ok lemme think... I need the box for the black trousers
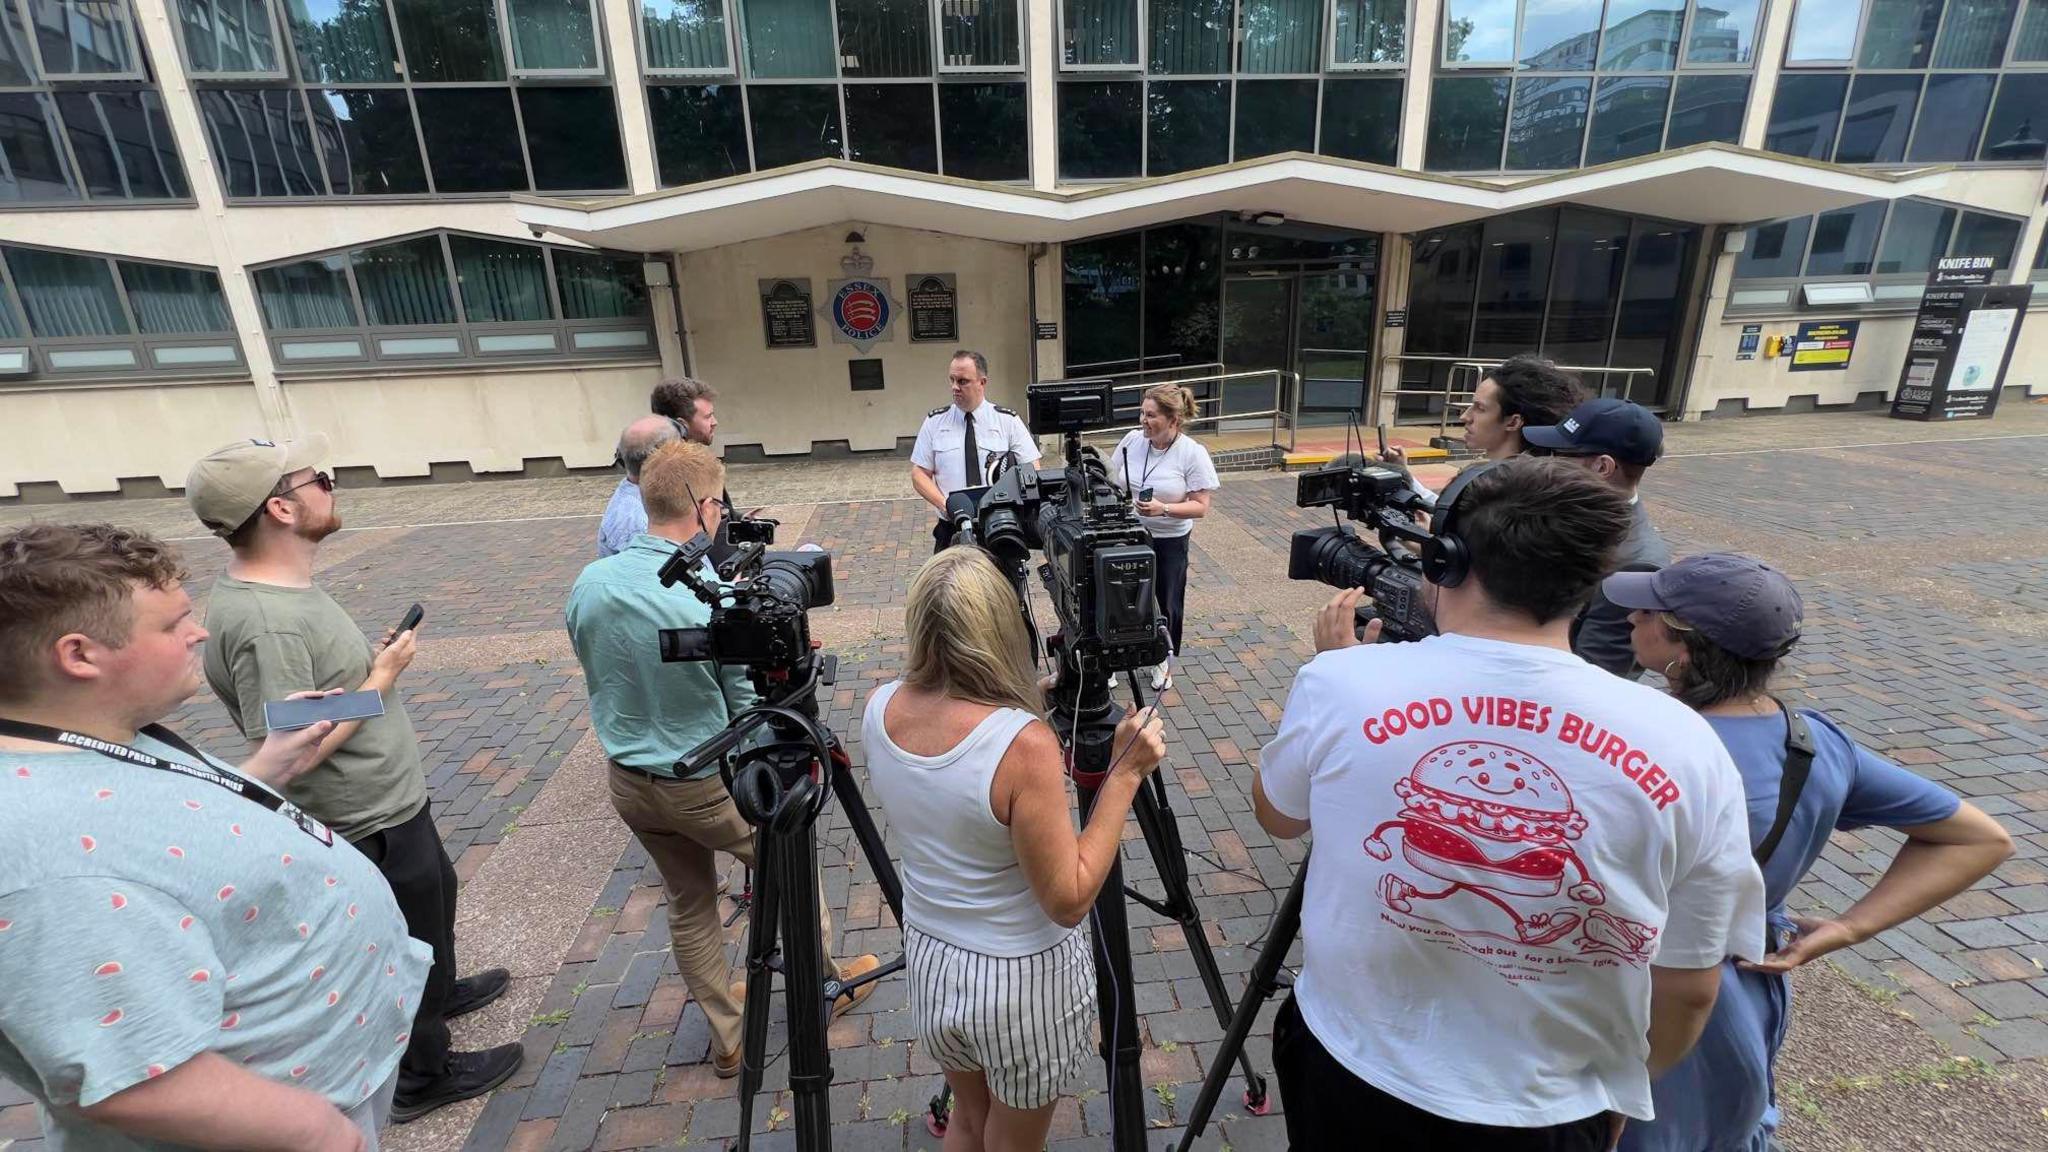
[932,518,957,554]
[357,801,457,1086]
[1151,532,1190,656]
[1273,995,1612,1152]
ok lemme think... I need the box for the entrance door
[1297,272,1374,427]
[1221,276,1294,421]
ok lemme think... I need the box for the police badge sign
[825,278,898,352]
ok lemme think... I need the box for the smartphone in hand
[395,603,424,635]
[264,690,385,732]
[1376,424,1391,458]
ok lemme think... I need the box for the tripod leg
[1174,868,1306,1152]
[776,819,835,1149]
[1077,780,1149,1152]
[734,831,784,1151]
[828,747,905,926]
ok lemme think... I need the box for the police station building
[2,0,2044,495]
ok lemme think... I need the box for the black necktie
[962,408,981,487]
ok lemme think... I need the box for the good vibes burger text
[1361,696,1684,811]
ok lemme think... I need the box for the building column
[1028,0,1058,191]
[2013,169,2048,288]
[602,0,662,194]
[1374,233,1413,426]
[1398,0,1441,170]
[130,0,293,440]
[1740,0,1796,149]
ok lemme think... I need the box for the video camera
[655,512,834,672]
[1288,459,1438,642]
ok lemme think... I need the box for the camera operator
[863,547,1166,1151]
[1605,554,2010,1152]
[566,440,879,1079]
[1253,457,1765,1150]
[1522,398,1671,680]
[911,350,1041,552]
[1108,383,1219,692]
[1379,355,1589,508]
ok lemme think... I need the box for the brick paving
[3,405,2048,1151]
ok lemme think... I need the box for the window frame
[1726,198,2033,315]
[1438,0,1517,69]
[500,0,607,79]
[935,0,1025,74]
[1326,0,1410,71]
[170,0,291,81]
[0,240,244,381]
[1058,0,1141,72]
[637,0,742,77]
[15,0,150,82]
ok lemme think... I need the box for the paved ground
[4,404,2048,1151]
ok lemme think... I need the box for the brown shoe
[712,1045,741,1079]
[831,954,882,1020]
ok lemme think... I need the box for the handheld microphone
[944,489,981,546]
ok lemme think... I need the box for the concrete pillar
[1374,233,1413,425]
[1740,0,1796,149]
[129,0,293,441]
[601,0,662,194]
[1028,0,1059,190]
[648,253,687,378]
[2012,168,2048,288]
[1398,0,1442,170]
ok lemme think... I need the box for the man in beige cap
[185,436,523,1122]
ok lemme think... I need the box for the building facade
[1,0,2042,496]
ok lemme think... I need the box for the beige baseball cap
[185,433,331,538]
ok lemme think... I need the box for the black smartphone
[263,689,385,732]
[395,602,424,635]
[1376,424,1390,457]
[1138,487,1155,502]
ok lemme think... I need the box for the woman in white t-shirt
[1110,383,1220,691]
[863,548,1165,1151]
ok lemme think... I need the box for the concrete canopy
[513,144,1952,253]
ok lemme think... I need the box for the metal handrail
[1381,355,1658,445]
[1039,367,1303,455]
[1050,360,1226,385]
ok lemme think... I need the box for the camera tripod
[680,652,905,1151]
[1174,865,1305,1150]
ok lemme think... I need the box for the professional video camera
[1288,459,1438,642]
[655,516,832,670]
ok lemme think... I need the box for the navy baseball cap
[1522,398,1664,466]
[1602,553,1804,660]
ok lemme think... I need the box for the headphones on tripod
[1417,459,1504,590]
[723,705,838,836]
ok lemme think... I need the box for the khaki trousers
[605,762,838,1059]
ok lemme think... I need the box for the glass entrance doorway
[1221,269,1376,427]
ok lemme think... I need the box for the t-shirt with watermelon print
[0,732,431,1148]
[1258,631,1766,1129]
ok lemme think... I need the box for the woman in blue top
[1604,553,2011,1152]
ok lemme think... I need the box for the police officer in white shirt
[910,349,1041,552]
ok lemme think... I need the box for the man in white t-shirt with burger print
[1254,455,1765,1150]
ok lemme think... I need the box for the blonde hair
[639,440,724,523]
[1143,383,1199,428]
[903,548,1043,718]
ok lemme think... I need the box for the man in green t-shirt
[185,435,522,1123]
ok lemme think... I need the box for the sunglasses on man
[278,470,334,497]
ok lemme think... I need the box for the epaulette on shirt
[928,406,950,418]
[994,405,1018,416]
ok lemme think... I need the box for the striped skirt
[904,921,1097,1109]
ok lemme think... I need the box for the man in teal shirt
[565,441,877,1078]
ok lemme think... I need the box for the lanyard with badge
[0,718,336,846]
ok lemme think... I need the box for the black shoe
[444,968,510,1020]
[390,1043,524,1123]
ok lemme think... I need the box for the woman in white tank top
[865,547,1166,1152]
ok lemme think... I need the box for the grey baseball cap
[1602,553,1804,660]
[185,434,330,538]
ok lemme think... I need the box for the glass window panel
[1147,79,1227,175]
[1874,199,1955,274]
[1597,0,1683,71]
[643,0,730,71]
[476,332,556,352]
[1405,224,1480,355]
[1609,222,1688,397]
[2018,0,2048,58]
[24,0,139,76]
[0,2,36,84]
[1803,202,1885,275]
[940,0,1018,68]
[1471,211,1555,358]
[286,0,401,83]
[280,337,364,358]
[648,82,749,184]
[1735,217,1809,279]
[414,87,525,191]
[5,247,130,337]
[118,262,232,333]
[1144,222,1219,369]
[1505,76,1590,170]
[0,93,78,201]
[1148,0,1229,75]
[1426,75,1510,170]
[48,348,136,367]
[1980,73,2048,161]
[939,81,1026,179]
[351,236,455,326]
[55,90,189,200]
[1585,75,1670,165]
[1057,80,1140,179]
[1233,78,1316,160]
[179,0,281,74]
[1518,0,1601,71]
[1064,0,1137,66]
[1665,74,1747,147]
[1683,0,1759,63]
[843,83,936,172]
[1331,0,1403,64]
[1318,76,1402,164]
[1542,208,1629,367]
[153,344,239,365]
[521,86,626,190]
[1908,72,1994,161]
[1239,0,1320,73]
[378,335,460,354]
[0,290,20,337]
[1442,0,1514,63]
[2034,228,2048,270]
[1763,73,1846,159]
[837,0,930,76]
[1786,0,1857,60]
[744,0,835,77]
[198,88,325,197]
[449,236,552,322]
[1061,232,1141,368]
[1858,0,1942,67]
[390,0,504,81]
[311,88,427,193]
[572,328,649,348]
[553,250,649,318]
[506,0,598,71]
[1950,211,2022,268]
[1835,73,1920,164]
[747,84,841,167]
[1932,0,2017,66]
[254,257,357,328]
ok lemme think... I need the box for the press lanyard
[1140,437,1176,488]
[0,717,335,846]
